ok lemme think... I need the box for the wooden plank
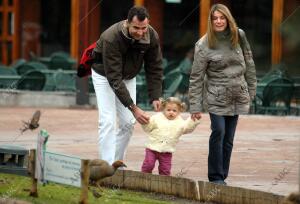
[158,175,172,195]
[123,170,151,191]
[100,169,125,188]
[171,176,198,200]
[149,174,172,195]
[79,159,90,204]
[29,149,38,197]
[198,180,285,204]
[198,180,205,201]
[111,169,125,188]
[132,170,151,191]
[149,173,159,192]
[272,0,284,65]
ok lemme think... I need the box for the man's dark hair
[127,6,149,22]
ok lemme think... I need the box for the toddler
[141,97,201,175]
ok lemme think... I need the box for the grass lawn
[0,173,176,204]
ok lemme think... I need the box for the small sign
[44,151,81,187]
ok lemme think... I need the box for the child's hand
[191,112,202,121]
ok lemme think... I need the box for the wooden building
[0,0,299,75]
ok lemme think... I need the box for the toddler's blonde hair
[161,97,186,112]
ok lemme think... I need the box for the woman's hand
[191,112,202,121]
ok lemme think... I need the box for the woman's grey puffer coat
[189,29,256,116]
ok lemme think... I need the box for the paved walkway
[0,107,299,196]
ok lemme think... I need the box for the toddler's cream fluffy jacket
[142,113,200,153]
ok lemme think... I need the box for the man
[91,6,163,164]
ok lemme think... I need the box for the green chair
[162,58,168,69]
[255,78,294,115]
[16,61,48,75]
[163,60,180,75]
[49,54,76,70]
[0,66,17,75]
[177,58,192,94]
[50,51,70,58]
[10,59,26,71]
[42,71,57,91]
[54,70,76,92]
[17,70,46,91]
[163,69,183,98]
[0,75,21,90]
[0,66,19,89]
[136,74,152,110]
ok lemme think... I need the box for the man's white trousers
[92,69,136,164]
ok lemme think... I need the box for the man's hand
[130,105,150,125]
[152,100,161,112]
[191,112,202,121]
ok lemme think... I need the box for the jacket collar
[215,27,231,40]
[120,20,150,44]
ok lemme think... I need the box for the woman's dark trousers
[208,113,239,182]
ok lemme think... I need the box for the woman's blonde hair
[207,4,238,49]
[161,97,186,112]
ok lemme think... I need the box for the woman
[189,4,256,185]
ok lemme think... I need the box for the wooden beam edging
[99,170,286,203]
[100,170,199,200]
[198,181,285,204]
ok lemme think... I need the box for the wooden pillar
[70,0,100,60]
[70,0,100,105]
[79,159,90,204]
[12,0,20,62]
[271,0,283,65]
[134,0,145,6]
[1,0,9,65]
[29,149,38,197]
[70,0,80,60]
[199,0,211,37]
[145,0,164,45]
[0,0,21,64]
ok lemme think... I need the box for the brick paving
[0,107,299,196]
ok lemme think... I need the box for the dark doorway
[40,0,71,56]
[230,0,273,75]
[163,0,199,61]
[100,0,134,32]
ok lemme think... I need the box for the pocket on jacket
[237,85,250,104]
[207,85,227,106]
